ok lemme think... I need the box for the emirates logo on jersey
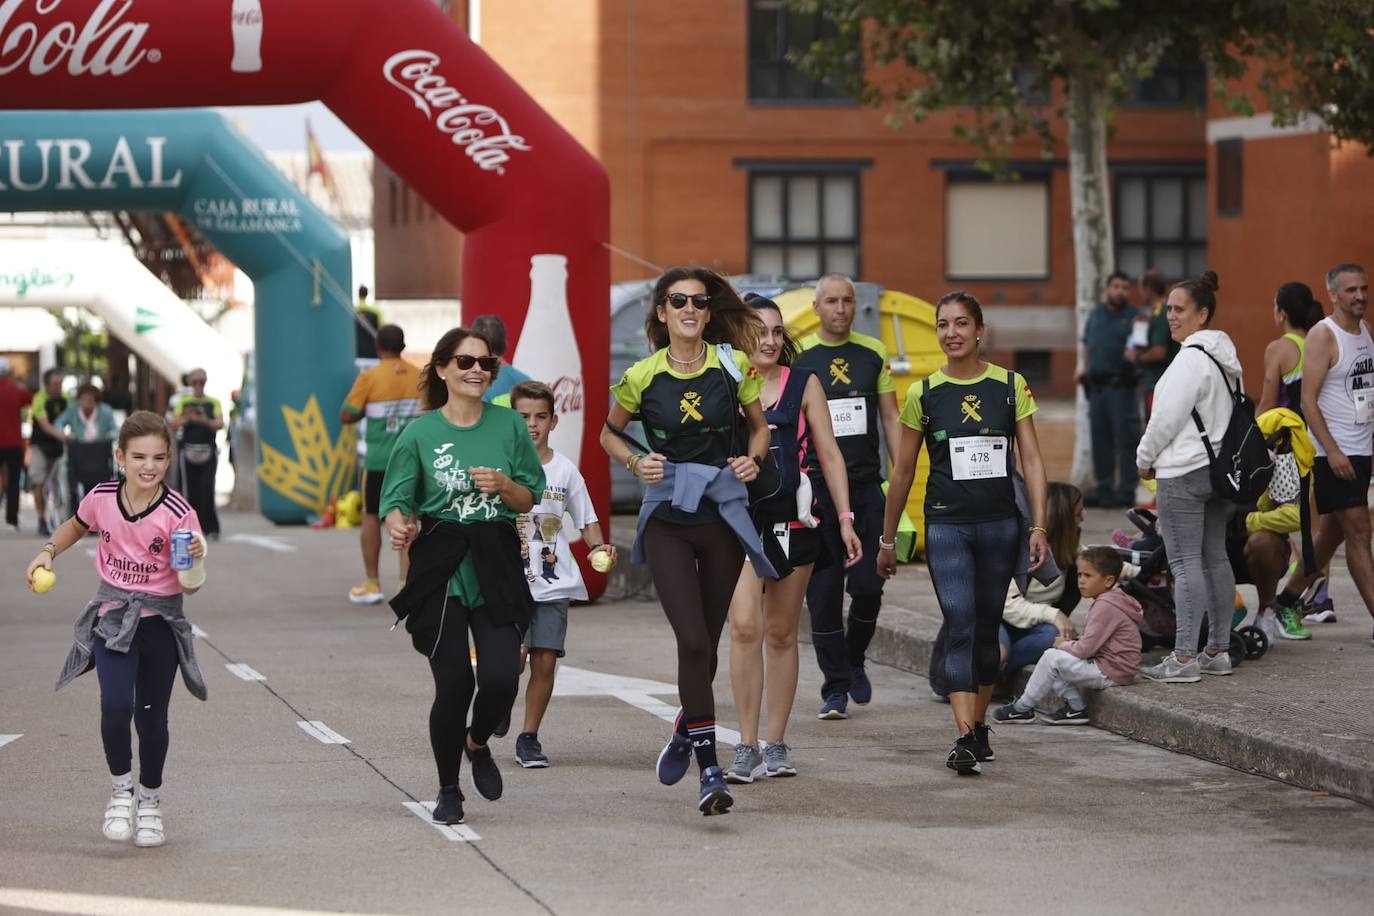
[149,535,165,554]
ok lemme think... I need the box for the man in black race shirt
[793,274,901,719]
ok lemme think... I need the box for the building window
[1014,350,1053,389]
[748,0,850,103]
[1216,138,1243,218]
[1114,169,1207,280]
[946,178,1050,280]
[1123,61,1207,108]
[749,170,859,278]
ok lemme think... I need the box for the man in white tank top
[1272,264,1374,643]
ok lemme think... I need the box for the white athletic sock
[111,773,134,794]
[138,786,160,805]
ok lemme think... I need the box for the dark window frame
[1121,61,1208,109]
[1111,162,1208,281]
[1216,138,1243,218]
[746,0,856,106]
[943,170,1053,283]
[739,160,868,279]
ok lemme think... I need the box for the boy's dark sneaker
[817,692,849,720]
[972,722,994,762]
[991,701,1036,724]
[432,786,465,825]
[697,766,734,816]
[1041,703,1090,726]
[945,732,982,776]
[849,666,873,705]
[464,741,503,800]
[656,731,693,786]
[515,732,548,768]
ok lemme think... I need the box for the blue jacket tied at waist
[632,461,778,579]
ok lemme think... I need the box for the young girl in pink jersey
[26,411,207,849]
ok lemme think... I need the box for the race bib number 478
[951,436,1008,481]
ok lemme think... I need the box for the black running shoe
[492,711,512,739]
[465,741,504,800]
[946,732,982,776]
[972,722,994,762]
[1041,703,1090,726]
[432,786,465,824]
[515,732,548,768]
[698,766,734,816]
[991,701,1036,724]
[849,666,873,705]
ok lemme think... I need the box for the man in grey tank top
[1272,264,1374,644]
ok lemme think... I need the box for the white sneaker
[1256,607,1278,645]
[102,790,134,842]
[133,796,164,848]
[1198,649,1233,676]
[1140,652,1202,683]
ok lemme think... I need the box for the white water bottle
[512,254,584,463]
[231,0,264,73]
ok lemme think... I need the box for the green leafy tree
[795,0,1374,486]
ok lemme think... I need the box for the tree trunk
[1066,77,1115,492]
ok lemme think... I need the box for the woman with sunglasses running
[601,267,774,816]
[380,327,546,827]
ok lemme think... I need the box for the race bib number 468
[829,397,867,438]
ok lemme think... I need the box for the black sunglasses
[665,292,711,309]
[446,355,500,372]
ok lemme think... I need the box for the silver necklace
[666,343,707,367]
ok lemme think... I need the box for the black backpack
[1188,345,1273,504]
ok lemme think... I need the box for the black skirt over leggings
[642,518,745,718]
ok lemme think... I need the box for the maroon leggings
[642,518,745,717]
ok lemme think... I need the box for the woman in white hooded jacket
[1135,271,1240,683]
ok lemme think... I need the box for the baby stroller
[1113,507,1269,666]
[67,439,115,504]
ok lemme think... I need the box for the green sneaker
[1276,604,1312,640]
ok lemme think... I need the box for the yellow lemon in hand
[31,567,56,594]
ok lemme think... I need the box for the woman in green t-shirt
[600,266,771,816]
[380,326,546,828]
[878,291,1050,776]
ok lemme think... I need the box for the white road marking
[191,624,208,638]
[296,720,350,744]
[0,735,20,749]
[0,888,392,915]
[224,533,297,553]
[225,663,267,681]
[555,666,742,746]
[403,801,482,842]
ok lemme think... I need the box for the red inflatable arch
[0,0,612,595]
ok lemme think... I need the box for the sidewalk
[608,508,1374,807]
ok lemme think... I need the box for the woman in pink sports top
[723,295,862,782]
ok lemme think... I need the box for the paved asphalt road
[2,515,1372,916]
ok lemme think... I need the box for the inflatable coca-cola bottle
[512,254,583,461]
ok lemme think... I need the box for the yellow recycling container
[772,286,944,557]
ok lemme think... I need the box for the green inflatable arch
[0,109,354,524]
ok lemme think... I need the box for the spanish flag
[306,120,341,208]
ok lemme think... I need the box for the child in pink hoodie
[992,546,1142,725]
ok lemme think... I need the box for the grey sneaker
[1141,652,1202,683]
[1198,649,1233,676]
[724,743,765,784]
[763,742,796,777]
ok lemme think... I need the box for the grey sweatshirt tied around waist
[631,461,778,579]
[56,580,207,700]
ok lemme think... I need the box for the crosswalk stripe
[403,802,481,842]
[0,735,20,750]
[296,721,350,745]
[225,663,267,681]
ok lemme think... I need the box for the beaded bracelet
[877,537,896,551]
[1028,525,1048,536]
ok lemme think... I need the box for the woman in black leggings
[382,327,546,826]
[600,267,773,816]
[878,291,1050,775]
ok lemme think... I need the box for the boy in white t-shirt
[509,382,615,768]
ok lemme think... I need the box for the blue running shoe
[698,766,734,816]
[817,692,848,720]
[849,666,872,705]
[656,732,693,786]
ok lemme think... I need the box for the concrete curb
[605,555,1373,807]
[854,605,1374,808]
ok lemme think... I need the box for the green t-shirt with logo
[379,405,546,606]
